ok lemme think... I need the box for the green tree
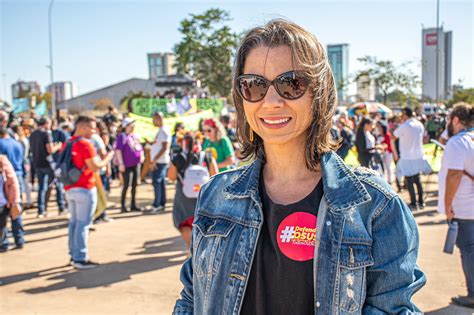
[354,56,420,106]
[447,88,474,107]
[174,8,239,97]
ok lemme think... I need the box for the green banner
[129,110,214,142]
[131,98,224,117]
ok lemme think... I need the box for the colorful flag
[12,98,29,114]
[35,100,48,116]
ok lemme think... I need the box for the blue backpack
[56,138,85,186]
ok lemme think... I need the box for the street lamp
[48,0,55,119]
[435,0,440,103]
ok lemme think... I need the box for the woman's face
[364,122,374,132]
[242,45,313,146]
[377,124,384,135]
[203,126,217,142]
[125,124,134,134]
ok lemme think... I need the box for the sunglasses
[236,71,309,102]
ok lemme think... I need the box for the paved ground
[0,175,473,314]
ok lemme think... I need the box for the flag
[12,98,29,114]
[176,96,191,115]
[35,100,48,116]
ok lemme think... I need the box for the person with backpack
[61,115,114,269]
[167,132,217,250]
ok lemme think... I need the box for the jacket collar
[224,151,371,211]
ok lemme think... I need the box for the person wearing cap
[29,117,65,217]
[115,117,144,212]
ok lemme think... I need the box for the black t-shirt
[241,175,323,315]
[29,129,52,168]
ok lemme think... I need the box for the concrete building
[327,44,349,103]
[421,27,452,100]
[148,53,177,79]
[356,75,379,102]
[58,75,196,113]
[47,81,75,103]
[11,81,41,99]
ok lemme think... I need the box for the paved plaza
[0,175,473,314]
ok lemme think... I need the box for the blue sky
[1,0,472,102]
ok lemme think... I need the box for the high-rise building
[47,81,75,103]
[356,75,379,102]
[11,81,41,99]
[148,53,177,79]
[327,44,349,103]
[421,27,452,100]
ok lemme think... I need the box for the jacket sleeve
[173,256,194,314]
[363,196,426,314]
[173,188,204,315]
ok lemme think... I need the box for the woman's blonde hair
[232,19,338,170]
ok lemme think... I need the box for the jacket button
[316,301,321,308]
[326,221,332,226]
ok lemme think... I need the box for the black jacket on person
[355,130,372,167]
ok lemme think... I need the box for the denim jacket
[173,152,426,314]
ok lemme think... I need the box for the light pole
[48,0,56,118]
[435,0,440,103]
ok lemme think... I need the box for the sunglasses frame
[236,70,309,103]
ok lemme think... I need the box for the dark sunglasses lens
[238,76,268,102]
[276,73,308,99]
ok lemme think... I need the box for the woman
[115,118,144,212]
[0,154,23,251]
[167,132,217,250]
[355,117,376,167]
[174,19,425,314]
[335,118,354,161]
[171,122,185,155]
[376,121,394,184]
[11,125,33,208]
[201,118,235,172]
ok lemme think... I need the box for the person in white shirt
[392,107,431,210]
[150,112,171,212]
[437,103,474,308]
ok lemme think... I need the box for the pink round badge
[276,212,318,261]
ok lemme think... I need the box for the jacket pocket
[193,214,236,277]
[337,243,374,313]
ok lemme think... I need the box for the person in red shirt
[65,115,114,270]
[376,121,394,184]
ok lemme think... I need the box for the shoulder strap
[198,151,205,165]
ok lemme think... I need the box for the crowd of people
[333,106,450,210]
[0,106,239,268]
[0,15,471,311]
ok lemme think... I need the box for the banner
[35,100,48,116]
[12,98,29,114]
[131,98,224,117]
[129,109,214,142]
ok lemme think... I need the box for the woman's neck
[263,138,316,183]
